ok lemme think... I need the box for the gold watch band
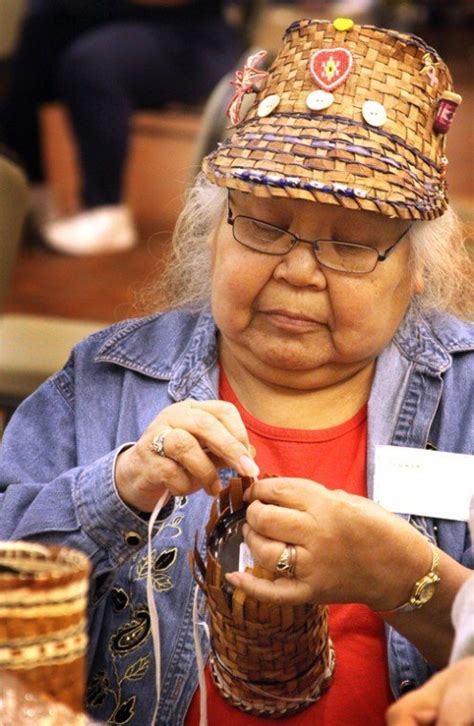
[377,541,441,615]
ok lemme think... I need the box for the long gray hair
[143,173,474,320]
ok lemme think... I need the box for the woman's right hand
[115,400,259,512]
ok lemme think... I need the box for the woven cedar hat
[203,18,462,220]
[190,477,335,718]
[0,542,91,713]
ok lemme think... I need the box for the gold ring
[275,544,296,578]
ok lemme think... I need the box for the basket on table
[0,541,91,713]
[190,477,335,719]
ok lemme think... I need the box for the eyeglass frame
[226,195,413,275]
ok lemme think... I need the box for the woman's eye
[331,242,362,257]
[249,220,284,241]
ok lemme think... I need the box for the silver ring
[275,544,296,578]
[149,428,173,457]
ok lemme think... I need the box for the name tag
[374,445,474,521]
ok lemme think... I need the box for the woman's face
[210,191,418,389]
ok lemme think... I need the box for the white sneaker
[42,205,138,255]
[30,184,59,227]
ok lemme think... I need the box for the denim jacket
[0,308,473,725]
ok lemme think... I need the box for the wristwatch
[379,541,441,615]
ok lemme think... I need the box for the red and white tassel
[226,50,268,126]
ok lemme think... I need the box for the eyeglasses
[227,201,412,275]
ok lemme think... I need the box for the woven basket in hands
[190,477,335,718]
[0,541,91,712]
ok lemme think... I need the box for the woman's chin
[243,334,334,373]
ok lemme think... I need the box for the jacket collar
[94,308,218,398]
[393,307,474,374]
[94,306,474,383]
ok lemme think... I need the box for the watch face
[416,581,436,605]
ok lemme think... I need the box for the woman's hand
[385,657,474,725]
[225,477,431,610]
[115,400,259,512]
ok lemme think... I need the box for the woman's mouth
[260,309,323,332]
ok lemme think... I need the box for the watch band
[378,541,441,615]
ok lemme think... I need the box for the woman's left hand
[225,477,432,609]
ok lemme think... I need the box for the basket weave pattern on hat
[203,19,456,220]
[190,477,335,718]
[0,542,91,712]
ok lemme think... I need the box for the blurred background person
[0,0,242,255]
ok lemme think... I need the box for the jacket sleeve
[0,357,150,582]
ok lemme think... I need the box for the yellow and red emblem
[309,47,353,92]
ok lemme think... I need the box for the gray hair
[143,173,473,320]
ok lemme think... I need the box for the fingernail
[242,523,249,538]
[239,455,260,478]
[242,487,251,502]
[225,572,241,587]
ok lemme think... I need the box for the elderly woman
[1,17,473,726]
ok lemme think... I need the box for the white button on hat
[306,90,334,111]
[362,100,387,127]
[257,94,281,117]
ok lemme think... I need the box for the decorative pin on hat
[421,52,441,87]
[433,91,462,134]
[333,17,354,31]
[306,89,334,111]
[310,48,353,92]
[362,100,387,127]
[257,94,281,118]
[226,50,268,127]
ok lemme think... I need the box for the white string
[146,489,171,726]
[192,585,210,726]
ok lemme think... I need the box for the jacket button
[400,680,416,694]
[125,531,143,547]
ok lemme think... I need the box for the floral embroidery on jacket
[87,495,188,723]
[135,547,178,592]
[87,603,151,723]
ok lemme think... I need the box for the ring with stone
[275,544,297,578]
[149,428,174,457]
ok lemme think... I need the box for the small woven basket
[190,478,335,718]
[0,541,91,712]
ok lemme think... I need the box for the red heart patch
[309,48,353,91]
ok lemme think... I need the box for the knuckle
[143,457,176,488]
[191,410,214,430]
[156,457,179,479]
[221,438,245,458]
[169,429,195,456]
[271,479,291,497]
[219,401,239,417]
[250,503,271,531]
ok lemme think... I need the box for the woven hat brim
[203,112,447,221]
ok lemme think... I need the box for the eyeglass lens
[232,216,379,273]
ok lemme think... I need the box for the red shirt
[185,372,393,725]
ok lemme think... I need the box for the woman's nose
[272,241,327,288]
